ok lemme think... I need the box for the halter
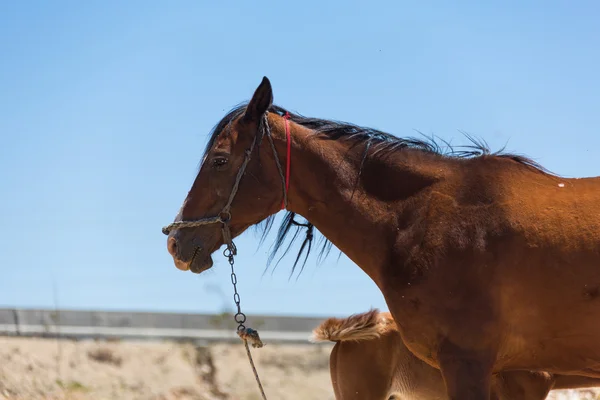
[161,112,292,239]
[160,111,291,400]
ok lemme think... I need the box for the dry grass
[86,347,122,367]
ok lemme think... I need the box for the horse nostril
[167,237,178,257]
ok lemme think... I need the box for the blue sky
[1,1,599,318]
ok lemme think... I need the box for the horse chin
[189,255,214,274]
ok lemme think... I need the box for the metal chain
[222,223,267,400]
[223,238,245,331]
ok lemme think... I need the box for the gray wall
[0,308,329,344]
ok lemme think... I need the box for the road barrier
[0,308,327,344]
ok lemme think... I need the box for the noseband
[161,112,292,248]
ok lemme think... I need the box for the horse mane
[202,102,553,278]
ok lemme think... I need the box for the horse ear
[243,76,273,122]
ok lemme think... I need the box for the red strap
[281,112,291,210]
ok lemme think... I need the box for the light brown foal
[312,309,600,400]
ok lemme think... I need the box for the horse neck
[268,116,449,287]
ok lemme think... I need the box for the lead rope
[222,222,268,400]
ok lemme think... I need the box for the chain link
[226,243,247,332]
[221,222,267,400]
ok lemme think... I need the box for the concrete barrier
[0,308,325,344]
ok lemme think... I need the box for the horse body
[287,118,600,378]
[165,77,600,398]
[396,174,600,369]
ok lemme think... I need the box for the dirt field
[0,336,598,400]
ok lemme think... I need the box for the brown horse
[313,309,600,400]
[164,76,600,399]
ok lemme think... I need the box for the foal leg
[437,340,496,400]
[329,340,394,400]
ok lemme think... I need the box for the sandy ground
[0,336,598,400]
[0,337,333,400]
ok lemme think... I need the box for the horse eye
[212,157,228,168]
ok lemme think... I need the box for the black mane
[201,102,550,278]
